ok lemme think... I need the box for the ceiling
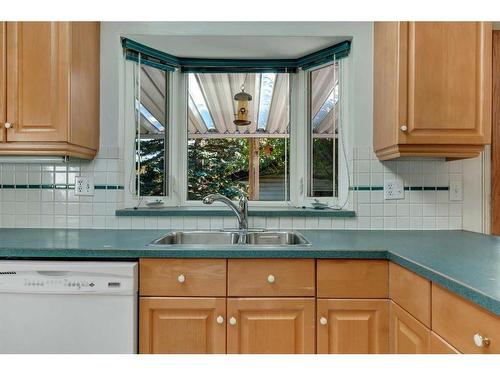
[124,35,351,59]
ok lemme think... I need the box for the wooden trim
[248,138,260,200]
[376,144,483,161]
[492,30,500,235]
[0,141,97,159]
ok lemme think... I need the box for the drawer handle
[216,315,224,325]
[267,274,276,284]
[320,317,328,326]
[473,333,491,348]
[4,122,12,129]
[177,274,186,283]
[229,317,237,326]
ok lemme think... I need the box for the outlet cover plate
[384,180,404,200]
[75,176,94,196]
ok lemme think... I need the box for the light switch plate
[449,181,463,201]
[384,180,404,200]
[75,176,94,196]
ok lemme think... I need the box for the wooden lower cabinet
[139,297,226,354]
[317,299,389,354]
[390,302,430,354]
[227,298,315,354]
[430,331,460,354]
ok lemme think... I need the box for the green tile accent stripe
[0,184,124,190]
[350,185,449,191]
[116,207,356,218]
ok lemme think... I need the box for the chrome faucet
[202,194,248,230]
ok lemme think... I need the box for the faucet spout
[202,194,248,230]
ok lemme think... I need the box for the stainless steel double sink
[149,230,311,247]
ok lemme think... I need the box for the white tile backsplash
[0,146,464,230]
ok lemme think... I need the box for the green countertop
[0,229,498,316]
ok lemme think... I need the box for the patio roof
[138,65,339,139]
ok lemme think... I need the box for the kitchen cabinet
[139,297,226,354]
[0,22,99,159]
[317,260,388,298]
[389,262,431,327]
[226,298,315,354]
[374,22,492,160]
[432,284,500,354]
[0,23,5,143]
[430,332,460,354]
[390,301,430,354]
[138,258,499,354]
[317,299,389,354]
[228,259,315,297]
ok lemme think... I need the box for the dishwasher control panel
[0,261,137,295]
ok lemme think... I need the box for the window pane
[135,64,168,196]
[308,62,339,197]
[187,73,290,201]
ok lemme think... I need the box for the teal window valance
[121,37,351,73]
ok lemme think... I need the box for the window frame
[122,58,351,210]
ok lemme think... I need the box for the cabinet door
[430,332,460,354]
[6,22,69,142]
[317,299,389,354]
[139,297,226,354]
[227,298,315,354]
[390,301,430,354]
[400,22,491,145]
[0,22,5,142]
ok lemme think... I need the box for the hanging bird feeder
[233,86,252,126]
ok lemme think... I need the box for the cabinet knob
[229,317,237,326]
[400,124,408,132]
[267,274,276,284]
[320,317,328,325]
[4,122,11,129]
[473,333,490,348]
[177,274,186,283]
[216,315,224,325]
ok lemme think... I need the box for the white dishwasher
[0,260,138,354]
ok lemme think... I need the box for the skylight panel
[135,99,165,132]
[257,73,277,130]
[188,73,216,130]
[312,83,339,131]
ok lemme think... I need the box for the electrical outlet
[384,180,404,200]
[449,181,463,201]
[75,176,94,196]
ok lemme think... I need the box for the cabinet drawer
[389,262,431,327]
[432,285,500,354]
[317,260,388,298]
[228,259,315,296]
[140,259,226,296]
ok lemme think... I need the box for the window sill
[115,206,356,218]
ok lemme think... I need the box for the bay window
[123,40,349,209]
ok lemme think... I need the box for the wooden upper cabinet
[374,22,492,160]
[0,22,99,159]
[317,299,389,354]
[139,297,226,354]
[227,298,315,354]
[6,22,69,143]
